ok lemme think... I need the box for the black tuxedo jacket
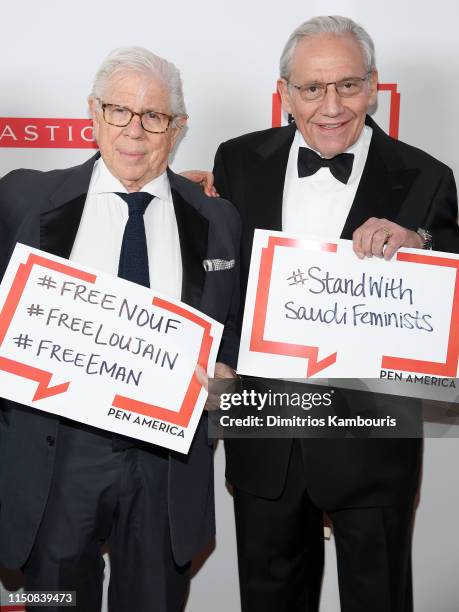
[0,154,241,568]
[213,117,459,509]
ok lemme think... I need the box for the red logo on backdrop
[0,118,97,148]
[272,83,401,139]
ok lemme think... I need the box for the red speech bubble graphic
[0,252,213,428]
[113,296,213,428]
[381,251,459,376]
[0,254,95,399]
[250,236,338,376]
[249,236,459,378]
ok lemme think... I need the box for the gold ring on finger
[380,226,391,240]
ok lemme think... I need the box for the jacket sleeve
[214,144,241,369]
[213,143,233,203]
[423,167,459,253]
[0,173,17,448]
[215,207,241,370]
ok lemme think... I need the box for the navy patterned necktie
[116,192,154,287]
[112,192,154,452]
[297,147,354,184]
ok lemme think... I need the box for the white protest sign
[238,230,459,399]
[0,244,223,454]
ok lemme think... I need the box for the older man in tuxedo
[0,47,240,611]
[209,15,459,612]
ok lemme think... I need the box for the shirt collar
[88,158,171,201]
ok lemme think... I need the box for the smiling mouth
[316,121,349,130]
[118,150,146,157]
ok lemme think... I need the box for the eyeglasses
[288,72,372,102]
[97,99,175,133]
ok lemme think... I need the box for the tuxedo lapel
[39,154,99,258]
[340,117,420,239]
[246,123,296,233]
[168,172,208,310]
[40,194,87,259]
[340,138,391,239]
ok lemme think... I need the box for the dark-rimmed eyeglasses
[97,99,175,133]
[288,72,372,102]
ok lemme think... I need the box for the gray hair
[90,46,187,120]
[279,15,376,80]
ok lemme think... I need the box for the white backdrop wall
[1,1,459,610]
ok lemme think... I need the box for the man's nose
[319,84,345,116]
[124,113,144,137]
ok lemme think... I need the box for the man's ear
[368,70,379,106]
[88,96,100,141]
[88,96,98,121]
[174,115,188,130]
[277,78,294,116]
[170,115,188,148]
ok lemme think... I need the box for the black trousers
[233,440,414,612]
[22,422,190,612]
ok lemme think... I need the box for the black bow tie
[297,147,354,184]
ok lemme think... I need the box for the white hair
[279,15,376,80]
[90,46,187,121]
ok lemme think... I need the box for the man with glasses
[209,15,459,612]
[0,47,240,612]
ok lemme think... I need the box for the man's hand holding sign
[352,216,426,260]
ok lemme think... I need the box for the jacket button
[46,435,55,447]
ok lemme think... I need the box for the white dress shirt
[282,125,373,238]
[70,158,182,300]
